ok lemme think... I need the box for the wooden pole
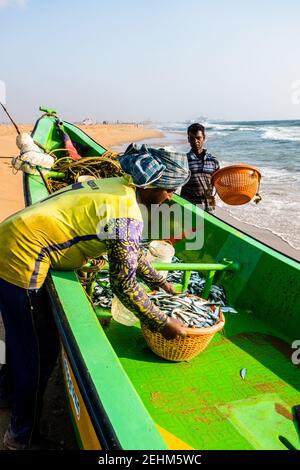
[0,102,21,135]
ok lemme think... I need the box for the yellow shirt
[0,176,142,289]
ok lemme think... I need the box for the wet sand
[214,207,300,262]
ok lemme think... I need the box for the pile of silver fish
[148,292,221,328]
[92,270,113,308]
[167,256,227,305]
[92,245,238,315]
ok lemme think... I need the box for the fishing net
[44,151,124,294]
[46,151,124,193]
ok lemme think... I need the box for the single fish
[221,307,238,314]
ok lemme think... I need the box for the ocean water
[129,120,300,251]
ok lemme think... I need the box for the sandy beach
[0,123,162,222]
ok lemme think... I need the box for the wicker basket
[211,165,261,205]
[141,306,225,362]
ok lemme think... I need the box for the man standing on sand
[181,123,220,212]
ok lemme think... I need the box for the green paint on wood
[105,310,300,450]
[218,394,300,450]
[51,271,167,450]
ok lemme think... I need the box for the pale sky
[1,0,300,122]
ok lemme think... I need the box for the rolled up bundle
[12,133,54,175]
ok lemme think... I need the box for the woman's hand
[161,281,178,296]
[159,317,187,340]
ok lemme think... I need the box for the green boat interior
[95,209,300,450]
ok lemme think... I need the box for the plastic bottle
[111,295,138,326]
[145,240,175,279]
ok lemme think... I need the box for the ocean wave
[237,126,256,131]
[218,201,300,250]
[219,159,300,181]
[216,159,300,249]
[207,123,240,131]
[154,121,258,134]
[149,121,300,249]
[207,130,228,136]
[207,123,258,132]
[261,126,300,142]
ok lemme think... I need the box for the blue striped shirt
[180,149,219,211]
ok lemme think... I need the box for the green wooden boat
[24,108,300,450]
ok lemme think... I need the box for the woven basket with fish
[141,292,225,362]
